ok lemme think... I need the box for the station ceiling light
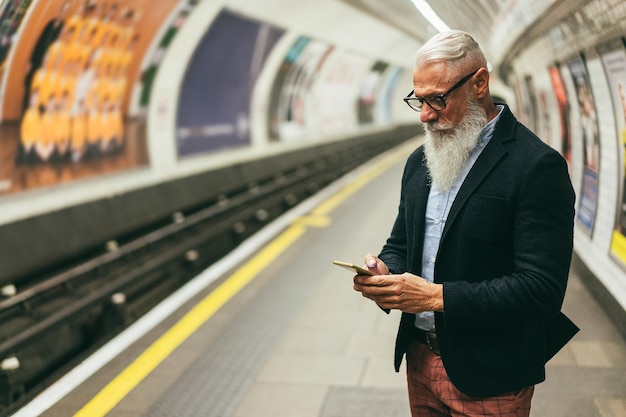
[410,0,450,32]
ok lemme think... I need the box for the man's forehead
[413,64,457,93]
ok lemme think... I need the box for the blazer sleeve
[378,153,418,275]
[378,198,408,275]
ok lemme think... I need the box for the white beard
[423,99,488,191]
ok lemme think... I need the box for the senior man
[354,30,578,417]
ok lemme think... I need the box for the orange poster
[0,0,182,195]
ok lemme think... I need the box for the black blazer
[379,105,578,397]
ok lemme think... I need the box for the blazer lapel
[441,106,516,243]
[411,156,431,270]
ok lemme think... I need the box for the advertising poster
[568,56,600,236]
[0,0,36,81]
[357,60,388,124]
[599,38,626,264]
[0,0,180,195]
[548,65,571,163]
[376,66,403,123]
[138,0,199,111]
[177,9,284,156]
[537,89,552,146]
[513,75,539,133]
[513,78,532,129]
[315,51,370,133]
[523,75,539,133]
[266,36,332,141]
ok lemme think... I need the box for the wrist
[430,283,444,312]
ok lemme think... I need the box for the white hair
[415,30,487,73]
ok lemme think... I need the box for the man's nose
[420,104,438,123]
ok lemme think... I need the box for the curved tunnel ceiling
[339,0,436,43]
[338,0,573,70]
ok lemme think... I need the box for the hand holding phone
[332,260,375,276]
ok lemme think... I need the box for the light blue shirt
[416,105,504,331]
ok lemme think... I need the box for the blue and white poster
[568,57,600,236]
[176,9,283,157]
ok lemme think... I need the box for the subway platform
[13,139,626,417]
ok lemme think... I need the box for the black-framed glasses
[403,69,479,112]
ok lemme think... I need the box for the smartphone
[332,260,375,276]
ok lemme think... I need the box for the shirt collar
[477,104,504,146]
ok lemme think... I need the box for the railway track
[0,128,417,416]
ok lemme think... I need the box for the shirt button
[434,219,441,224]
[431,257,436,263]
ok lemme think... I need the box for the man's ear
[473,67,490,99]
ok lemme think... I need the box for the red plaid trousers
[406,338,534,417]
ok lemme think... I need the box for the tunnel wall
[504,0,626,333]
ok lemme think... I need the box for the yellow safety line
[72,141,414,417]
[73,225,306,417]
